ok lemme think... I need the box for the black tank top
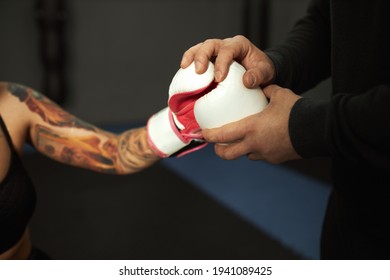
[0,116,36,253]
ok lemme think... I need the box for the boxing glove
[169,60,268,130]
[147,106,206,158]
[147,62,216,158]
[147,61,268,158]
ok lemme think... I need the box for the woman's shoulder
[0,82,32,154]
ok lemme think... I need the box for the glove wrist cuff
[147,107,188,158]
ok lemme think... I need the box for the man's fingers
[180,43,211,74]
[263,84,282,99]
[214,141,250,160]
[242,59,276,89]
[213,36,251,82]
[202,119,248,144]
[181,39,224,74]
[181,35,269,84]
[247,152,264,161]
[181,43,201,68]
[213,54,234,82]
[243,69,261,89]
[213,48,241,82]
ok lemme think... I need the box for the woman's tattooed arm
[7,83,159,174]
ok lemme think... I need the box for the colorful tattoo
[6,82,159,174]
[118,128,157,172]
[7,83,96,132]
[33,124,117,173]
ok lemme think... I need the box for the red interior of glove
[169,81,218,115]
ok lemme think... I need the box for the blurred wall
[66,0,245,124]
[0,0,42,90]
[0,0,329,126]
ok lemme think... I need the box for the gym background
[0,0,332,260]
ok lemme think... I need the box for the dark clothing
[0,116,36,253]
[266,0,390,259]
[28,247,52,260]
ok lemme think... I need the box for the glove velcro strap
[147,107,189,158]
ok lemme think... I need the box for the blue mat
[162,144,331,259]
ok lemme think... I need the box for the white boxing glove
[193,61,268,129]
[169,60,268,131]
[147,106,206,158]
[147,62,216,158]
[147,61,268,158]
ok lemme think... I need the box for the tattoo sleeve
[7,83,159,174]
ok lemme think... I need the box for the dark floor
[23,153,301,260]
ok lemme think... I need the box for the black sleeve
[289,85,390,170]
[265,0,331,94]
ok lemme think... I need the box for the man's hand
[181,35,275,89]
[202,85,302,164]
